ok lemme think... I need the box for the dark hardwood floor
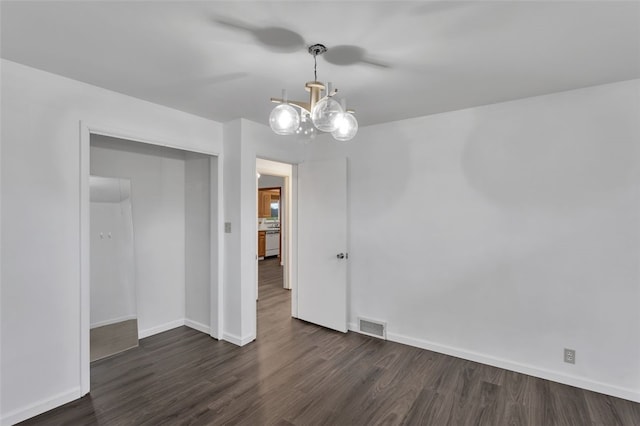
[22,257,640,425]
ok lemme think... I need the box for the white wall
[89,193,136,328]
[307,79,640,401]
[90,135,186,336]
[2,54,637,425]
[222,120,244,343]
[185,153,211,330]
[223,119,305,345]
[258,175,284,189]
[0,59,222,425]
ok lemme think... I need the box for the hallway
[257,256,289,336]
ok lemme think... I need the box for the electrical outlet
[564,348,575,364]
[225,222,231,233]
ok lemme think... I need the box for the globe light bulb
[311,96,344,132]
[295,113,317,143]
[269,104,300,135]
[331,112,358,141]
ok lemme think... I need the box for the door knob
[336,253,347,259]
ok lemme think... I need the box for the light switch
[225,222,232,233]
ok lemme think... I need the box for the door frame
[258,186,281,261]
[79,121,223,396]
[255,158,298,318]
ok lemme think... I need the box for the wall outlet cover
[564,348,576,364]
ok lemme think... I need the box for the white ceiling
[1,1,639,127]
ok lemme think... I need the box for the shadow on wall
[349,127,413,219]
[460,105,638,208]
[91,136,187,160]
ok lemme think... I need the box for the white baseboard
[349,322,639,402]
[184,319,210,334]
[90,314,137,329]
[385,330,640,403]
[138,319,185,339]
[1,387,81,426]
[222,331,255,346]
[4,318,215,425]
[129,318,213,339]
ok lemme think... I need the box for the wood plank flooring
[21,257,640,425]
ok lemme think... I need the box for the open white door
[297,157,348,333]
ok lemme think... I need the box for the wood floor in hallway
[21,257,640,425]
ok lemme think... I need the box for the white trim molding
[1,387,81,426]
[1,316,212,425]
[79,121,91,396]
[184,319,211,335]
[90,315,138,330]
[79,120,223,399]
[210,155,224,340]
[386,331,640,403]
[138,319,186,339]
[348,322,640,402]
[222,332,256,347]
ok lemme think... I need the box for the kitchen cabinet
[258,231,266,257]
[258,188,280,218]
[258,190,272,218]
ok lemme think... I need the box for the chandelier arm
[270,98,311,113]
[287,101,311,112]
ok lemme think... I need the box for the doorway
[255,157,349,334]
[258,185,282,261]
[80,123,222,396]
[90,133,212,341]
[256,159,294,322]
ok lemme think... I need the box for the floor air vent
[358,317,386,339]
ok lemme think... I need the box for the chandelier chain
[314,53,318,81]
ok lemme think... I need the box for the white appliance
[266,230,280,257]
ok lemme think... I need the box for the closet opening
[80,127,222,395]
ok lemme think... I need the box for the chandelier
[269,44,358,142]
